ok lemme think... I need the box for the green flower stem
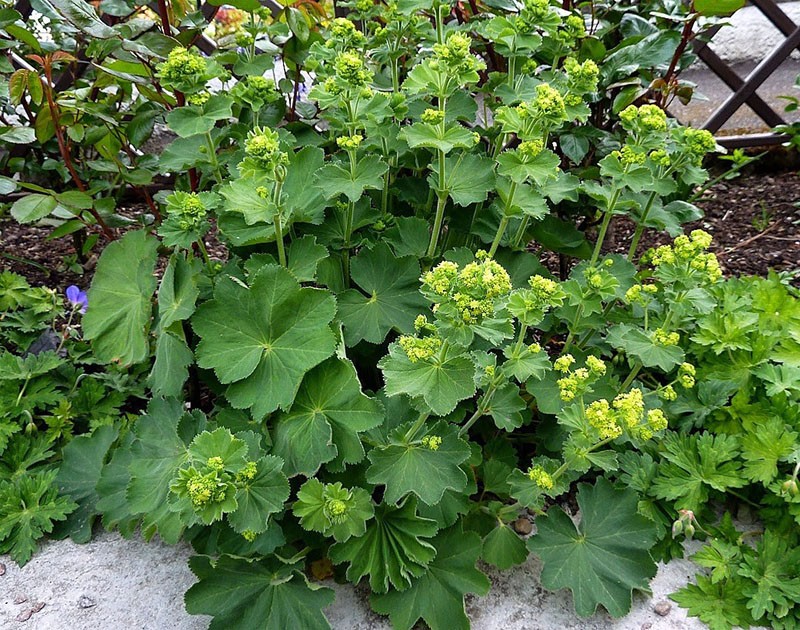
[513,322,528,356]
[343,148,359,284]
[628,176,665,260]
[273,211,286,267]
[204,132,223,182]
[426,102,449,258]
[489,181,517,257]
[459,382,499,437]
[589,164,629,267]
[404,412,430,443]
[488,217,510,258]
[511,216,530,249]
[272,178,287,268]
[507,55,516,87]
[618,361,642,392]
[197,237,213,271]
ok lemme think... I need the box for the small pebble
[653,601,671,616]
[0,562,5,576]
[13,594,27,605]
[78,595,97,609]
[640,623,652,630]
[31,602,45,613]
[513,517,533,535]
[15,609,32,622]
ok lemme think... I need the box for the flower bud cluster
[678,362,696,389]
[677,128,717,165]
[644,230,722,283]
[421,435,442,451]
[584,388,662,441]
[166,191,208,231]
[564,57,599,95]
[432,33,484,75]
[517,139,544,161]
[320,483,357,525]
[507,274,565,326]
[619,104,668,134]
[245,127,289,172]
[398,334,442,363]
[232,75,281,109]
[326,17,367,49]
[421,253,512,324]
[421,108,446,125]
[336,134,364,150]
[516,0,557,32]
[654,328,679,347]
[157,47,210,93]
[555,354,606,403]
[527,464,554,489]
[624,283,658,306]
[520,83,567,124]
[611,145,647,166]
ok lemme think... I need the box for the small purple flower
[66,285,88,314]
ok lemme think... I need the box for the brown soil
[2,168,799,290]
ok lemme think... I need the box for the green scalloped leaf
[370,526,490,630]
[527,477,659,618]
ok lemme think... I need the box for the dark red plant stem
[157,0,171,36]
[40,61,115,240]
[657,8,697,107]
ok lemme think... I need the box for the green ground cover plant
[4,0,799,629]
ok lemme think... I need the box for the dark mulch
[608,169,800,279]
[2,166,799,291]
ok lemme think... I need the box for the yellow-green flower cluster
[584,388,655,440]
[432,33,483,75]
[646,409,668,432]
[355,0,373,12]
[242,529,257,542]
[517,0,553,27]
[166,191,208,231]
[157,47,209,93]
[527,464,554,489]
[236,461,258,482]
[611,145,647,166]
[645,229,722,283]
[188,91,211,106]
[619,104,668,134]
[554,354,575,373]
[586,355,606,376]
[659,384,677,401]
[649,149,671,167]
[678,362,696,388]
[399,334,442,362]
[583,265,615,292]
[186,470,227,508]
[654,328,680,347]
[556,363,592,402]
[336,134,363,150]
[421,435,442,451]
[679,128,716,165]
[325,498,348,523]
[557,14,586,45]
[421,108,446,125]
[245,127,288,172]
[624,283,658,306]
[586,399,621,439]
[207,456,224,472]
[528,275,563,304]
[613,388,644,429]
[333,50,372,88]
[518,139,544,160]
[326,17,366,48]
[232,75,281,109]
[522,83,567,123]
[564,57,599,95]
[422,254,512,324]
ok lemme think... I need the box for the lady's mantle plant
[7,0,797,628]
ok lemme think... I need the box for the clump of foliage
[0,273,144,563]
[5,0,798,629]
